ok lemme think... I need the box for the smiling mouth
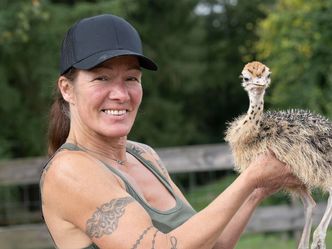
[102,109,128,116]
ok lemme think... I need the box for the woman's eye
[94,76,109,81]
[127,76,140,83]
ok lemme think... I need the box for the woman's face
[65,56,143,139]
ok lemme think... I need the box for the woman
[40,14,302,249]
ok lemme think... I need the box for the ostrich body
[225,61,332,249]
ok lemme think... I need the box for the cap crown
[60,14,156,74]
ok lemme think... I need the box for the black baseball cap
[60,14,158,75]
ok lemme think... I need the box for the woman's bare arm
[41,146,299,249]
[142,145,302,249]
[42,148,259,249]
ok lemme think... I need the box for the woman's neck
[66,130,128,164]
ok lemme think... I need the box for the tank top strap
[82,243,100,249]
[60,142,81,151]
[40,143,81,248]
[59,142,177,202]
[53,143,171,194]
[41,142,196,236]
[41,143,73,172]
[45,143,171,190]
[55,143,137,183]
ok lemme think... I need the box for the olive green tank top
[42,143,196,249]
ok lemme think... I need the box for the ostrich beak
[252,83,266,87]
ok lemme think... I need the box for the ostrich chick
[225,61,332,249]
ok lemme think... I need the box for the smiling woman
[39,13,303,249]
[59,56,143,139]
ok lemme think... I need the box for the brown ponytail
[47,68,77,156]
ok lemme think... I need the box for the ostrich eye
[240,74,250,81]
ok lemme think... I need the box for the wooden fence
[0,143,329,249]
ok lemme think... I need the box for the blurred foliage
[124,0,207,146]
[0,0,331,158]
[189,0,275,144]
[257,0,332,115]
[0,0,51,157]
[186,173,328,211]
[0,0,132,157]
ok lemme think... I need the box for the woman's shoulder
[126,140,158,156]
[43,149,99,181]
[40,149,133,237]
[40,149,121,201]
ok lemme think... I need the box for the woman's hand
[246,150,304,199]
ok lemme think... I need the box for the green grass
[236,230,332,249]
[236,233,297,249]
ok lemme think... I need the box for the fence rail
[0,143,234,186]
[0,143,329,249]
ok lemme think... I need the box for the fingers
[251,152,303,189]
[267,148,276,157]
[258,150,307,192]
[282,174,305,189]
[248,149,306,193]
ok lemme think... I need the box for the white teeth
[103,109,127,115]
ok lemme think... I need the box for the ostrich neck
[245,90,265,126]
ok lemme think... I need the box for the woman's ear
[58,76,75,104]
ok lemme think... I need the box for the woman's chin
[98,126,132,139]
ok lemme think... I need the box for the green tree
[0,0,274,158]
[0,0,51,157]
[190,0,275,143]
[256,0,332,116]
[0,0,126,157]
[124,0,207,146]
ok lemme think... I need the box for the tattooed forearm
[130,226,153,249]
[86,196,134,238]
[170,236,178,249]
[151,229,159,249]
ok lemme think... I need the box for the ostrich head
[240,61,271,95]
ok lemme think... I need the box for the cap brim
[73,50,158,71]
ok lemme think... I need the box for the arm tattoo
[130,226,153,249]
[155,157,169,177]
[138,143,154,154]
[86,196,134,238]
[170,236,178,249]
[132,143,169,177]
[130,144,145,156]
[151,229,159,249]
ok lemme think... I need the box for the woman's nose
[108,80,130,102]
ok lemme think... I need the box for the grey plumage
[225,61,332,249]
[227,108,332,190]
